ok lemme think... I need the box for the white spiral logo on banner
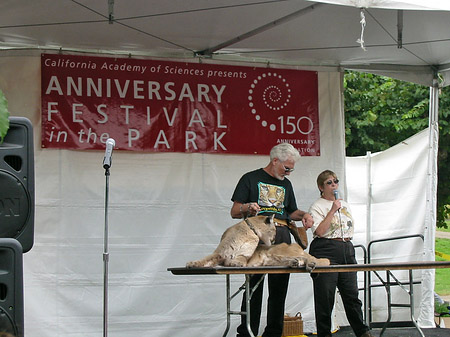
[248,72,291,131]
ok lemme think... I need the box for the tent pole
[418,76,440,327]
[366,151,372,245]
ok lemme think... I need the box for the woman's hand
[331,199,341,213]
[302,213,314,229]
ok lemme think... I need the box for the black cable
[0,306,19,336]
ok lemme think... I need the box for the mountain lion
[186,215,277,268]
[247,242,330,271]
[186,214,328,271]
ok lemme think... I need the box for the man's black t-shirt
[231,168,298,221]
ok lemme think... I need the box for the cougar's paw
[289,259,299,268]
[306,261,317,272]
[289,258,304,268]
[186,261,199,268]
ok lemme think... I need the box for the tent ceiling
[1,0,450,85]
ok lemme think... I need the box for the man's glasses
[326,179,339,185]
[282,164,295,173]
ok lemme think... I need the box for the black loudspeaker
[0,117,34,253]
[0,238,24,337]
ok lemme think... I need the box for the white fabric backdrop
[0,56,431,336]
[1,56,345,336]
[345,128,431,328]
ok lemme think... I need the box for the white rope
[356,8,367,51]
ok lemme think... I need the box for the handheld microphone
[334,190,341,215]
[103,138,115,169]
[333,190,339,200]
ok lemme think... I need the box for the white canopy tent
[1,0,450,85]
[0,1,447,336]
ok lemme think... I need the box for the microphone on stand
[103,138,115,169]
[102,138,115,337]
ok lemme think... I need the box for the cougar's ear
[265,214,275,225]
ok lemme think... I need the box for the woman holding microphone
[308,170,373,337]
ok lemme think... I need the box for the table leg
[222,275,231,337]
[245,274,255,337]
[221,273,265,337]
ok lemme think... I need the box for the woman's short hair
[317,170,337,194]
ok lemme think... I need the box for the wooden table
[168,261,450,337]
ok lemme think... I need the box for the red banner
[41,54,319,155]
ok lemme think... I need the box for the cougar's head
[255,214,276,246]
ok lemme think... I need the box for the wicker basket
[282,312,303,337]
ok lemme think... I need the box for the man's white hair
[270,143,301,162]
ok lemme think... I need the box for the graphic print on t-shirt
[339,207,354,231]
[258,182,285,214]
[330,206,353,237]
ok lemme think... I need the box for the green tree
[344,71,450,228]
[0,89,9,143]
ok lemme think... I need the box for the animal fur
[247,242,330,272]
[186,215,276,268]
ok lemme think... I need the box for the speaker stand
[103,166,111,337]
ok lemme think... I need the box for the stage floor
[304,326,450,336]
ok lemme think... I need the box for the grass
[435,229,450,296]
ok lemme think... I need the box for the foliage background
[0,90,9,142]
[344,71,450,228]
